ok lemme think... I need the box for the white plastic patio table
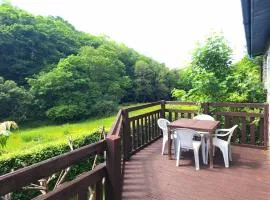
[167,118,220,168]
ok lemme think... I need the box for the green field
[0,103,197,159]
[0,104,160,158]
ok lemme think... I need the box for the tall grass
[1,102,196,158]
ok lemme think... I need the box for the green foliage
[176,67,192,91]
[134,58,178,102]
[226,56,265,102]
[172,33,265,103]
[0,135,9,148]
[192,33,232,79]
[0,77,33,122]
[0,4,102,84]
[0,132,102,200]
[0,4,179,123]
[28,46,126,122]
[45,105,86,122]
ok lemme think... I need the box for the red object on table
[167,118,220,168]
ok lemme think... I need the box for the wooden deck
[122,139,270,200]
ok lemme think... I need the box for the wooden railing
[0,141,106,199]
[164,101,269,149]
[122,102,163,159]
[0,111,123,200]
[122,101,269,161]
[0,100,268,200]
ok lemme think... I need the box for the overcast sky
[9,0,247,68]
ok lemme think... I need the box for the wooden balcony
[122,139,270,200]
[0,101,269,200]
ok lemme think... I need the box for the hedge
[0,131,104,199]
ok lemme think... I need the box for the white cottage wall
[263,47,270,147]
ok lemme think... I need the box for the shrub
[45,104,86,122]
[0,77,33,122]
[90,100,118,117]
[0,131,103,200]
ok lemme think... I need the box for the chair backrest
[193,114,215,121]
[157,118,170,131]
[227,125,238,144]
[157,118,170,136]
[174,128,199,149]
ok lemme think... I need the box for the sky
[8,0,247,69]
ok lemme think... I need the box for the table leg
[209,132,213,168]
[168,127,172,160]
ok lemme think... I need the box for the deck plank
[122,139,270,200]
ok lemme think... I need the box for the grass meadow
[1,103,197,159]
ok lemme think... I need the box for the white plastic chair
[207,125,238,168]
[193,114,215,164]
[157,118,176,155]
[174,128,202,170]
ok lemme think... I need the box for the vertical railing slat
[175,112,178,120]
[148,115,151,141]
[136,119,140,147]
[250,117,256,145]
[232,116,238,143]
[140,117,144,146]
[132,120,136,150]
[259,117,264,146]
[150,114,154,140]
[130,120,134,151]
[77,188,88,200]
[155,113,158,138]
[145,116,148,143]
[95,180,103,200]
[168,112,172,122]
[241,117,247,144]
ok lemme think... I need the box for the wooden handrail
[164,109,197,113]
[34,163,106,200]
[124,101,162,112]
[128,109,161,121]
[108,109,122,136]
[0,140,106,196]
[165,101,197,105]
[208,102,267,108]
[215,111,264,117]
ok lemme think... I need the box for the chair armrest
[215,128,231,133]
[213,132,231,137]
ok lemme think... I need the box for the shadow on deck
[122,139,270,200]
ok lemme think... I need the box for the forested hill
[0,4,179,122]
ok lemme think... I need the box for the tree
[0,4,180,123]
[29,46,129,122]
[173,33,231,102]
[134,59,155,102]
[0,4,105,84]
[0,77,33,122]
[225,56,265,102]
[172,34,265,103]
[191,33,232,80]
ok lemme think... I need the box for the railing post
[105,135,121,200]
[264,104,269,149]
[161,100,165,118]
[122,109,131,160]
[202,102,209,114]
